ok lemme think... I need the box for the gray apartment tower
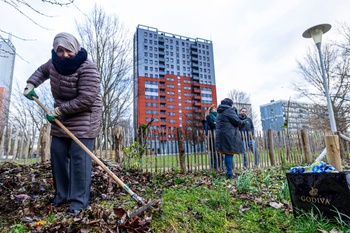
[133,25,217,134]
[0,35,16,127]
[260,99,327,132]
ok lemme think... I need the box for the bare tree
[1,0,74,30]
[227,89,260,129]
[8,82,53,131]
[2,81,53,158]
[294,24,350,132]
[1,0,75,62]
[337,22,350,56]
[76,5,133,131]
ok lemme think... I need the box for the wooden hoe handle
[32,96,145,205]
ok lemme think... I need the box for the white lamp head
[302,24,331,44]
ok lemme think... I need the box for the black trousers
[51,136,94,210]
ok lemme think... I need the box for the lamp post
[302,24,337,133]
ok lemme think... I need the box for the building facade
[260,99,325,132]
[0,36,16,127]
[133,25,217,136]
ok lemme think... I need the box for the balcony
[192,68,199,74]
[191,63,199,68]
[194,101,201,106]
[191,57,198,62]
[192,81,200,87]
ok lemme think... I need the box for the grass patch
[148,167,350,233]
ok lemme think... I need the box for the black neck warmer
[51,48,88,75]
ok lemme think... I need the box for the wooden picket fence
[1,124,349,173]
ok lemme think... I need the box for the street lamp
[302,23,337,133]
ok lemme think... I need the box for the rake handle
[32,97,145,205]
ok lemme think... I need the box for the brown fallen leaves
[0,161,160,232]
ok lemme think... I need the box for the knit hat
[53,32,81,54]
[221,98,233,107]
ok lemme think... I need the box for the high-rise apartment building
[260,99,327,132]
[0,36,16,127]
[133,25,217,134]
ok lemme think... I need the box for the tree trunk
[113,127,124,163]
[40,124,51,162]
[177,127,186,173]
[267,129,275,166]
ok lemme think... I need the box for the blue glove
[23,83,39,100]
[46,107,62,123]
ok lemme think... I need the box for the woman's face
[56,46,76,59]
[211,107,217,112]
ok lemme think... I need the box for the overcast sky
[1,0,350,119]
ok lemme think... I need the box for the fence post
[114,127,124,163]
[177,127,186,173]
[40,124,51,162]
[300,129,312,163]
[325,135,342,171]
[267,129,276,166]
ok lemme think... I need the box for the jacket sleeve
[227,109,244,128]
[206,115,216,130]
[250,118,255,133]
[26,60,51,87]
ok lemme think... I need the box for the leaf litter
[0,161,161,232]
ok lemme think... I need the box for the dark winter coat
[27,59,102,138]
[215,104,244,154]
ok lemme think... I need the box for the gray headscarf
[53,32,81,54]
